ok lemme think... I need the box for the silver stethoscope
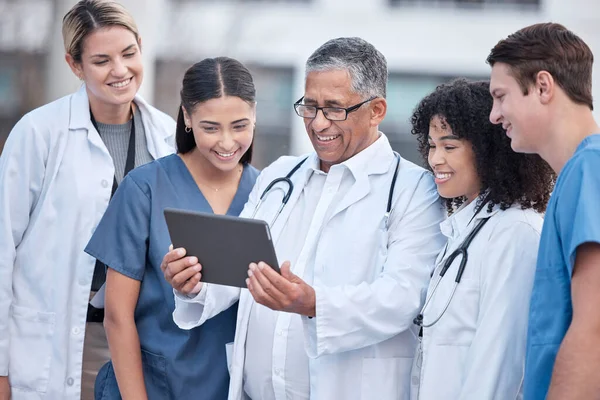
[251,152,402,228]
[413,214,491,328]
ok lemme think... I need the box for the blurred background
[1,0,599,169]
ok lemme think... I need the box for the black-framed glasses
[293,96,377,121]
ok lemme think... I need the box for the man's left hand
[246,261,316,317]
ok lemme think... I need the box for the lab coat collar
[441,194,501,240]
[68,84,174,159]
[68,84,172,139]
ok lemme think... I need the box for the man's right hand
[0,376,10,400]
[160,245,203,295]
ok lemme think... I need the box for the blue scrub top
[523,134,600,399]
[85,153,259,400]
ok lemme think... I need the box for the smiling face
[67,26,143,113]
[183,95,255,172]
[302,69,384,172]
[489,62,548,154]
[427,115,480,203]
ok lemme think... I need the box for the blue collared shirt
[524,134,600,399]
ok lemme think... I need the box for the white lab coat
[174,134,446,400]
[0,85,175,399]
[410,201,542,400]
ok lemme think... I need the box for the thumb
[280,261,301,283]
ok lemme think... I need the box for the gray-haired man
[162,37,445,400]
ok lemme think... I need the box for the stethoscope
[251,152,402,228]
[413,214,491,328]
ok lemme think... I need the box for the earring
[185,126,191,133]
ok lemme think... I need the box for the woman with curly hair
[409,78,554,400]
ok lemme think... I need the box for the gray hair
[305,37,387,99]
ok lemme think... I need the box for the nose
[489,103,502,125]
[111,58,128,78]
[219,130,236,151]
[428,147,445,169]
[309,109,332,133]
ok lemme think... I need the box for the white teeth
[436,173,452,180]
[316,134,339,142]
[110,78,131,88]
[217,151,235,158]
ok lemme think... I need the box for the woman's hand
[160,245,203,295]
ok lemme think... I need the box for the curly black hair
[410,78,555,214]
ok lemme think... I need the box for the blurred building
[1,0,599,168]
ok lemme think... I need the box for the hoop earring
[185,126,191,133]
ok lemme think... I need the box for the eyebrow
[231,118,250,124]
[199,121,220,126]
[303,97,344,107]
[90,44,137,58]
[428,134,460,141]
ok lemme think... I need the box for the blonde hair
[62,0,139,63]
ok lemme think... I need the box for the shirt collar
[300,132,395,182]
[440,194,501,239]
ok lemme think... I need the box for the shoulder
[4,94,75,154]
[256,154,311,183]
[126,155,178,195]
[486,206,543,242]
[245,163,261,183]
[397,156,435,189]
[135,96,176,130]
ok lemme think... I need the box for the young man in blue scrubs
[487,23,600,399]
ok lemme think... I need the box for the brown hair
[487,22,594,110]
[62,0,139,63]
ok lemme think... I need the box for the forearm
[105,318,148,400]
[547,326,600,399]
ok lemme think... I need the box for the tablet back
[164,208,280,288]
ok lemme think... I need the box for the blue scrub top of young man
[524,134,600,399]
[85,154,259,400]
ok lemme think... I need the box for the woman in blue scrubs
[85,57,260,400]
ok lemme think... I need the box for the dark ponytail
[175,57,255,164]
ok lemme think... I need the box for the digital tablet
[164,208,280,288]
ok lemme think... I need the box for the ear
[65,53,83,80]
[181,106,191,127]
[369,97,387,127]
[535,70,555,105]
[137,36,143,52]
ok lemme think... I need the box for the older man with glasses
[162,37,445,400]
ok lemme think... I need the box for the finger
[257,261,296,292]
[247,266,281,308]
[164,256,199,281]
[280,261,298,281]
[179,273,202,294]
[163,247,187,268]
[161,247,184,272]
[170,264,202,290]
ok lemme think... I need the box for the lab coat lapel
[69,85,111,159]
[269,154,316,244]
[135,94,174,159]
[329,134,395,220]
[330,173,370,218]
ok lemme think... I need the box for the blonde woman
[0,1,174,399]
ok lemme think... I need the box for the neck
[538,105,599,174]
[181,147,243,185]
[88,91,133,125]
[319,129,380,173]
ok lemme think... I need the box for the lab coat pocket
[361,357,412,400]
[141,349,170,400]
[225,342,234,374]
[8,304,56,393]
